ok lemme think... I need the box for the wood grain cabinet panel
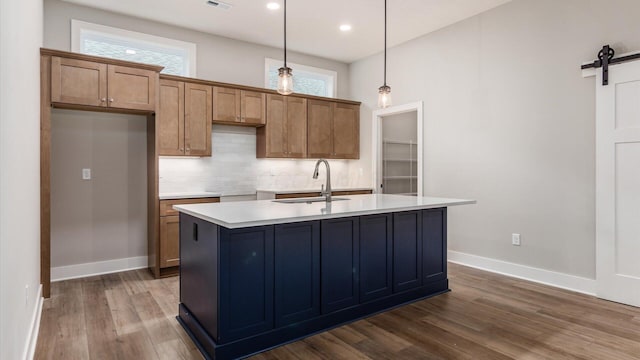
[158,80,212,157]
[307,99,334,158]
[213,86,240,122]
[307,100,359,159]
[213,87,266,125]
[258,95,307,158]
[51,56,107,107]
[185,83,212,156]
[107,65,157,111]
[160,215,180,268]
[51,56,157,111]
[332,103,359,159]
[158,80,185,156]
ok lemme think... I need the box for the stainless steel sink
[273,197,349,204]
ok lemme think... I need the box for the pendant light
[377,0,392,108]
[277,0,293,95]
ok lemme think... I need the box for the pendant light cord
[383,0,387,87]
[284,0,287,67]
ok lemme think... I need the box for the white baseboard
[448,251,596,296]
[24,284,43,360]
[51,256,148,282]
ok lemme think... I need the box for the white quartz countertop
[159,191,222,200]
[174,194,475,229]
[256,187,373,194]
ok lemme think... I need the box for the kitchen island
[174,194,475,360]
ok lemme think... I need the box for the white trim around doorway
[371,102,424,197]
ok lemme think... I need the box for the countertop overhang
[174,194,475,229]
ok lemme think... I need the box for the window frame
[71,19,197,77]
[264,57,338,98]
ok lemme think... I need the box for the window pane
[82,38,187,76]
[267,65,334,97]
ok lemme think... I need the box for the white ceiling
[61,0,511,63]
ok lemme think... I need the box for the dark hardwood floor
[34,263,640,359]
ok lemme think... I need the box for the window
[72,20,196,77]
[265,58,337,98]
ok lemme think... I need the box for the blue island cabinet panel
[219,226,274,342]
[422,208,447,283]
[393,211,423,292]
[274,221,321,327]
[359,214,393,302]
[321,217,360,314]
[179,213,220,341]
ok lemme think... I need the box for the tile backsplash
[159,125,370,196]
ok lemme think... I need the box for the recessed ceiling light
[125,49,136,55]
[339,24,352,32]
[266,2,280,10]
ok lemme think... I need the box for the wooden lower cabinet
[158,197,219,271]
[160,215,180,268]
[178,208,448,360]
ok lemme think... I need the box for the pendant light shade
[377,0,391,108]
[277,0,293,95]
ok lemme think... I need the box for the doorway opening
[372,102,423,196]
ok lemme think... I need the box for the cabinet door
[51,56,107,107]
[219,226,274,342]
[241,90,266,125]
[260,94,287,157]
[286,97,308,158]
[307,99,333,158]
[213,86,240,122]
[422,208,447,283]
[107,65,157,111]
[185,83,212,156]
[160,215,180,268]
[158,80,185,156]
[332,103,360,159]
[393,211,423,292]
[321,217,359,313]
[274,221,320,327]
[359,214,393,302]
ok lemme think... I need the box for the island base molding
[178,280,449,360]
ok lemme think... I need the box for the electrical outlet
[82,168,91,180]
[512,233,521,246]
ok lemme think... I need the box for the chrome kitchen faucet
[312,159,332,202]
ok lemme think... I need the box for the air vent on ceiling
[206,0,233,10]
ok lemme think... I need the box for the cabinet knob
[109,98,114,102]
[179,148,184,151]
[186,148,191,151]
[236,116,240,120]
[100,98,106,102]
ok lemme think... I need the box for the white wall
[50,110,147,270]
[43,0,350,98]
[0,0,44,359]
[350,0,640,279]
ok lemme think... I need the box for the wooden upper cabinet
[258,95,306,158]
[286,97,308,157]
[241,90,266,125]
[332,103,359,159]
[213,86,240,122]
[185,83,212,156]
[50,56,157,111]
[307,99,334,158]
[158,80,212,157]
[307,100,359,159]
[107,65,157,111]
[158,80,185,156]
[213,86,266,125]
[51,57,107,107]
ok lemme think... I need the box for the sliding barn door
[596,60,640,307]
